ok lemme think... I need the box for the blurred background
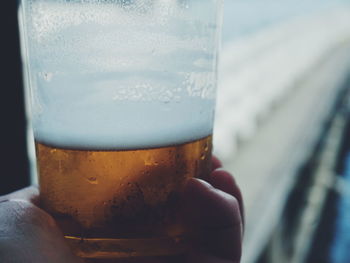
[213,1,350,263]
[2,0,350,262]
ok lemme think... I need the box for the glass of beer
[18,0,223,260]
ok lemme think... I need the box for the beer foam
[33,98,214,150]
[22,0,219,149]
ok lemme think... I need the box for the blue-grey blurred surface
[331,153,350,263]
[223,0,350,43]
[214,1,350,263]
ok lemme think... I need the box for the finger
[182,178,243,262]
[209,169,244,225]
[211,156,223,171]
[0,186,39,206]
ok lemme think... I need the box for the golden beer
[35,135,212,258]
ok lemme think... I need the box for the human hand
[0,186,82,263]
[182,157,244,263]
[0,157,243,263]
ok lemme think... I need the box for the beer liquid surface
[36,136,212,258]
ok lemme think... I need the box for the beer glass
[18,0,223,260]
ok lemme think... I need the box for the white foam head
[21,0,221,149]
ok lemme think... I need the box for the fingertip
[210,169,244,225]
[210,169,237,189]
[212,156,223,171]
[183,178,214,207]
[184,178,213,195]
[183,178,241,228]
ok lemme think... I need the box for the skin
[0,157,243,263]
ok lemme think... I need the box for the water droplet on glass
[40,72,53,82]
[87,176,98,184]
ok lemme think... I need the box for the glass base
[65,235,188,259]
